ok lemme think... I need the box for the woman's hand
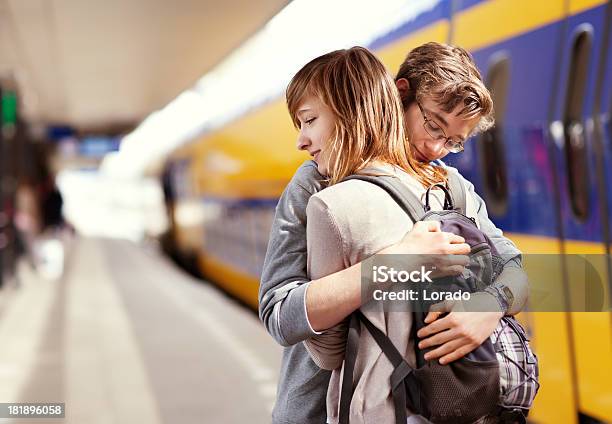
[382,221,470,277]
[384,221,470,255]
[415,292,504,364]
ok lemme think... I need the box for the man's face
[402,92,481,163]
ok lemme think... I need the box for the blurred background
[0,0,610,423]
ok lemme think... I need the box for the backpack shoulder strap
[342,174,426,223]
[445,170,467,214]
[356,312,419,424]
[340,311,414,424]
[338,313,361,424]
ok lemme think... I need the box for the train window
[563,29,592,220]
[478,54,509,216]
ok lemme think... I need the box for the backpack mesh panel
[414,358,500,423]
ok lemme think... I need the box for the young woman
[260,44,528,424]
[284,46,486,423]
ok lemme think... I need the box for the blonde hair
[286,47,428,186]
[396,42,495,185]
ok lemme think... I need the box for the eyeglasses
[416,102,465,153]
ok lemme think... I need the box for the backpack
[338,172,540,424]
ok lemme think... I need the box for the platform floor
[0,237,282,424]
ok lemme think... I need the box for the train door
[549,0,612,422]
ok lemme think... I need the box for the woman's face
[403,96,480,163]
[295,94,336,176]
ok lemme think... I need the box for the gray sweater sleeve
[258,161,325,347]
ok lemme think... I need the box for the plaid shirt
[492,316,540,409]
[473,317,539,424]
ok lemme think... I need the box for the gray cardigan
[258,160,522,424]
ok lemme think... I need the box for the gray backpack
[338,172,539,424]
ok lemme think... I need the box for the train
[160,0,612,422]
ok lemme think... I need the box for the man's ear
[395,78,410,98]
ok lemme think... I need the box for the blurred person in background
[33,175,67,281]
[14,180,42,276]
[40,179,64,232]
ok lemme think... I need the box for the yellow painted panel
[510,236,611,312]
[509,233,608,254]
[569,0,608,15]
[189,100,309,198]
[564,233,612,419]
[571,312,612,421]
[509,235,577,422]
[564,251,610,312]
[506,232,562,253]
[508,233,611,420]
[377,21,449,75]
[454,0,565,51]
[454,0,606,51]
[564,239,608,254]
[528,312,579,424]
[198,254,260,310]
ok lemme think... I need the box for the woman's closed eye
[305,117,316,125]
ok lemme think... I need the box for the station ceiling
[0,0,287,133]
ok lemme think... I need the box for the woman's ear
[395,78,411,97]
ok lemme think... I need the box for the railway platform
[0,237,281,423]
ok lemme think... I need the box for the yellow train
[161,1,612,422]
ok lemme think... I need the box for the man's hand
[416,292,504,364]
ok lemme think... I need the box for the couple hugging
[259,42,537,424]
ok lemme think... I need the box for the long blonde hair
[286,47,429,186]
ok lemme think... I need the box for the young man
[259,42,527,424]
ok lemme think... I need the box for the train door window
[563,29,592,220]
[479,54,509,215]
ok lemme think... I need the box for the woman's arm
[302,195,351,370]
[305,219,471,332]
[303,195,471,370]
